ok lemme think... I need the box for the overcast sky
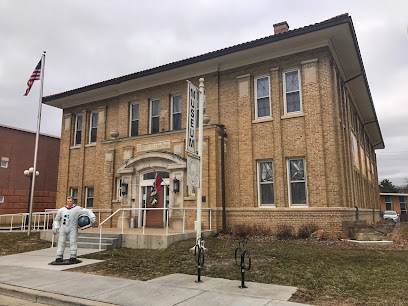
[1,0,407,185]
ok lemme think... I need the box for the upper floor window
[385,195,393,210]
[360,146,366,176]
[287,158,307,206]
[255,76,271,118]
[400,196,406,213]
[85,187,94,208]
[1,159,8,168]
[171,95,182,130]
[89,112,98,143]
[258,160,275,206]
[366,155,372,181]
[74,115,82,146]
[0,195,4,203]
[284,70,302,114]
[116,178,122,199]
[150,99,160,134]
[129,103,139,136]
[70,187,78,205]
[351,133,360,170]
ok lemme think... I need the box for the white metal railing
[98,207,213,251]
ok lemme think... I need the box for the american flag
[24,59,42,96]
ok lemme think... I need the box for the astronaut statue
[53,197,96,263]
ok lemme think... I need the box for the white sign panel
[187,155,200,187]
[186,81,198,154]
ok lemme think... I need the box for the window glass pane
[290,159,305,181]
[257,77,269,98]
[132,104,139,120]
[399,196,406,203]
[75,131,81,145]
[261,183,274,204]
[173,96,182,113]
[386,203,392,210]
[291,182,306,204]
[285,71,299,92]
[152,117,159,134]
[385,195,392,202]
[131,121,138,136]
[91,112,98,128]
[260,162,273,183]
[76,115,82,131]
[286,92,300,112]
[173,113,181,130]
[88,188,94,198]
[90,128,97,143]
[143,171,169,180]
[152,100,160,116]
[71,188,78,204]
[257,98,270,117]
[1,161,7,168]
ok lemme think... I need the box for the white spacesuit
[53,199,96,263]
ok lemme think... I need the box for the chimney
[273,21,289,35]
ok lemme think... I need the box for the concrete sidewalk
[0,248,310,306]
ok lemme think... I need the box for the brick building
[0,124,60,215]
[380,193,407,220]
[43,14,384,236]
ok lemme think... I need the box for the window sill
[85,143,96,148]
[184,196,196,201]
[289,204,309,208]
[258,205,276,208]
[281,112,304,120]
[112,199,121,203]
[70,145,81,150]
[252,117,273,124]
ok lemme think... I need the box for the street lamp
[24,167,39,227]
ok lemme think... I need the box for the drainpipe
[221,125,227,232]
[355,205,359,220]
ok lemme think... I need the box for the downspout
[221,125,226,232]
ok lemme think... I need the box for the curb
[0,283,116,306]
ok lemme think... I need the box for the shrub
[298,224,319,239]
[277,224,295,240]
[231,224,272,237]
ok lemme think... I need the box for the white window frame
[74,114,83,146]
[89,111,98,144]
[116,178,122,199]
[149,99,160,134]
[283,69,303,115]
[171,94,182,131]
[85,187,94,209]
[254,76,271,119]
[1,160,8,168]
[257,160,275,207]
[129,102,139,137]
[0,195,4,203]
[385,195,393,211]
[70,187,78,205]
[287,157,308,206]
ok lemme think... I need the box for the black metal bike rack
[194,238,205,283]
[234,238,251,288]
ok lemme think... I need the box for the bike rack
[194,238,205,283]
[234,238,251,288]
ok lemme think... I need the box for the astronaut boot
[55,256,63,263]
[69,256,77,264]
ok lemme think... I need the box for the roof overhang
[43,15,384,149]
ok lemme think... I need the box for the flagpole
[27,51,46,236]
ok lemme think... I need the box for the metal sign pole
[196,78,204,242]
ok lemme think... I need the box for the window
[143,171,169,180]
[0,195,4,203]
[351,133,360,170]
[366,156,372,181]
[150,99,160,134]
[284,70,302,114]
[85,187,94,208]
[360,146,366,176]
[74,115,83,146]
[89,112,98,143]
[116,178,122,199]
[287,158,307,205]
[1,160,8,168]
[129,103,139,136]
[385,195,393,211]
[70,188,78,205]
[258,160,275,205]
[255,76,271,118]
[400,196,407,213]
[171,95,182,130]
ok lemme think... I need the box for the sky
[0,0,407,186]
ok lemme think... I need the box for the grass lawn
[70,234,408,306]
[0,232,50,256]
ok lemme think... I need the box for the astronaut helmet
[78,215,91,230]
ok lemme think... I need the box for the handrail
[98,207,213,251]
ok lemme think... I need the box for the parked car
[383,210,400,222]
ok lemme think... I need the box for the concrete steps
[65,232,122,250]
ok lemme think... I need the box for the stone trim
[281,112,305,120]
[236,74,250,79]
[301,58,318,64]
[252,117,273,124]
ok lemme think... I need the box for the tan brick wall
[54,47,381,233]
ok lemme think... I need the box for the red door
[145,186,164,227]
